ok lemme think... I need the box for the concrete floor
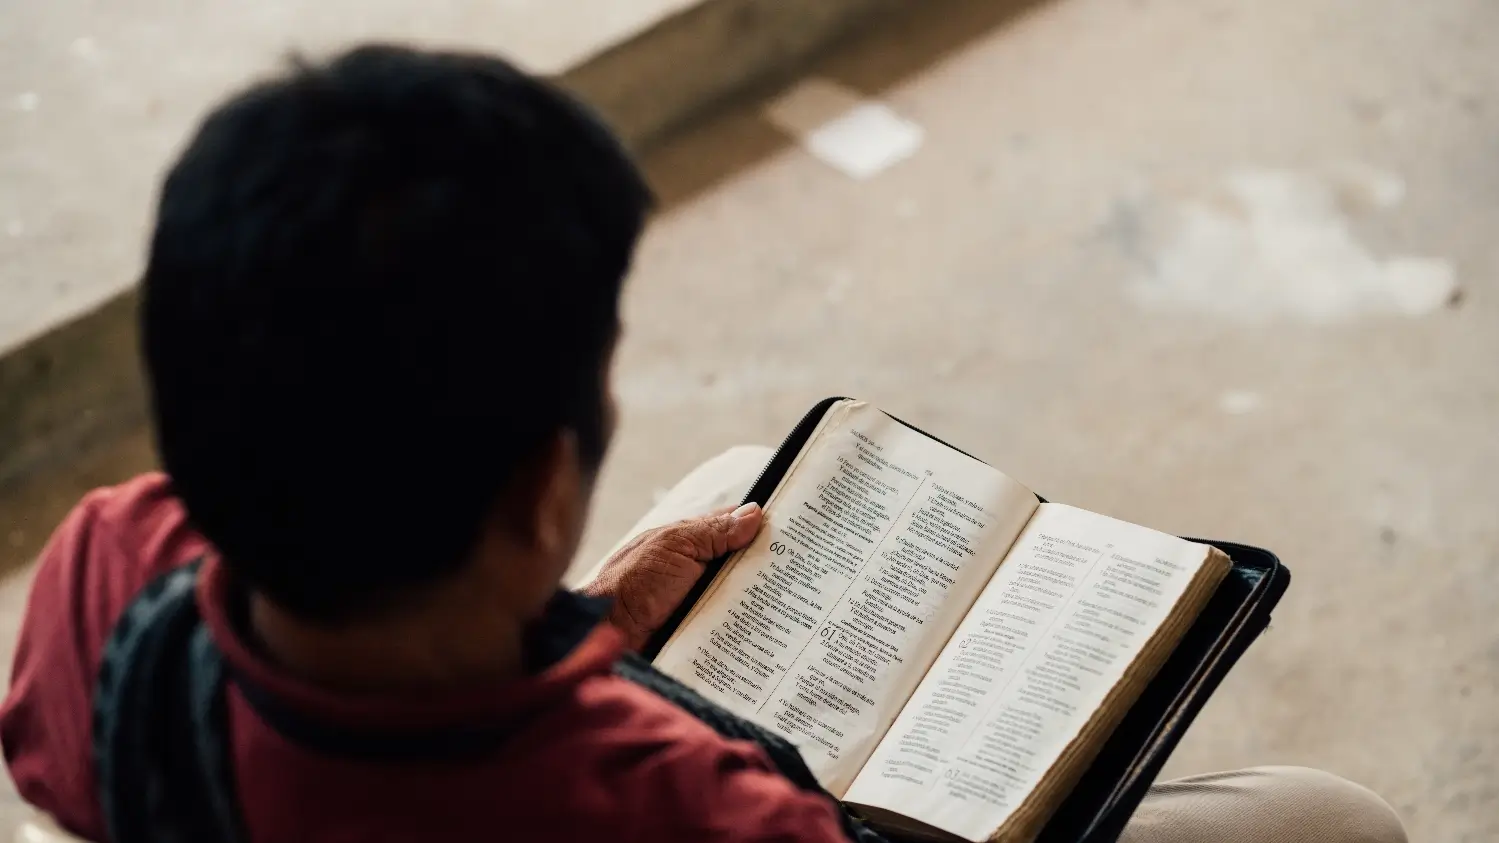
[3,0,1498,840]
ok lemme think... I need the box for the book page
[653,401,1038,795]
[844,505,1219,842]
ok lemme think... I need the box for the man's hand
[582,502,764,650]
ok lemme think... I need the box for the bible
[645,399,1289,843]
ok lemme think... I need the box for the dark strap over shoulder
[92,566,882,843]
[93,559,246,843]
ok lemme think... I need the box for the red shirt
[1,474,847,842]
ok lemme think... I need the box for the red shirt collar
[194,554,625,733]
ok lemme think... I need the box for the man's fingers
[659,502,764,560]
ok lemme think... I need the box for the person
[0,45,1406,843]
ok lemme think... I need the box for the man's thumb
[670,502,764,559]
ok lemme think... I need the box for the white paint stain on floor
[1126,167,1457,322]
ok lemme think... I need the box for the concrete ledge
[0,292,147,491]
[0,0,905,506]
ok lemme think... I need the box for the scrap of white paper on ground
[764,78,924,179]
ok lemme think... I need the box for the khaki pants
[585,446,1408,843]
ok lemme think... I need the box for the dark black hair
[141,45,651,621]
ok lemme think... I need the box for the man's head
[142,46,651,625]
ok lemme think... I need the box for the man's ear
[504,430,585,559]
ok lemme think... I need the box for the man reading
[1,46,1404,843]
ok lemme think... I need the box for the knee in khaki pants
[1123,767,1407,843]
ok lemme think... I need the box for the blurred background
[1,0,1495,839]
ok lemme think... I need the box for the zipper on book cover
[735,396,851,506]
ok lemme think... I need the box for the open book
[650,400,1244,843]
